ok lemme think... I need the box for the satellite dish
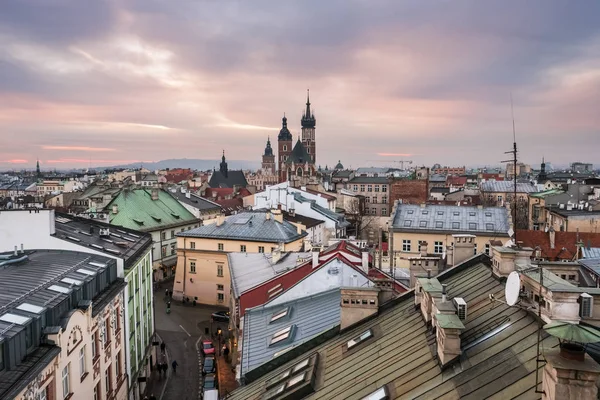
[505,271,521,306]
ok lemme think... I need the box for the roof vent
[580,293,593,318]
[453,297,467,320]
[99,228,110,237]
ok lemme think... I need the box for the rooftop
[347,176,390,184]
[229,257,560,399]
[530,189,566,198]
[281,210,324,229]
[208,170,248,189]
[546,204,600,217]
[54,212,152,268]
[170,188,221,211]
[480,181,541,193]
[293,193,350,228]
[178,211,307,243]
[229,252,313,297]
[516,229,600,261]
[106,188,198,231]
[391,204,510,236]
[583,247,600,259]
[521,268,600,294]
[241,289,341,376]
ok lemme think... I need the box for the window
[79,346,86,378]
[62,364,70,399]
[347,329,373,350]
[170,243,176,255]
[283,145,287,151]
[382,196,387,204]
[485,244,490,255]
[105,318,111,346]
[437,211,444,216]
[485,212,492,217]
[469,212,476,217]
[469,222,477,230]
[381,208,387,216]
[217,293,225,302]
[497,195,503,202]
[419,221,427,227]
[270,308,289,323]
[91,333,98,359]
[217,264,223,277]
[0,342,3,371]
[569,275,576,280]
[367,185,373,192]
[435,221,443,228]
[240,245,247,252]
[258,246,265,253]
[361,386,389,400]
[105,366,112,394]
[486,223,495,231]
[115,351,121,378]
[171,230,175,238]
[360,185,365,192]
[218,243,224,251]
[217,284,224,291]
[190,261,196,273]
[374,185,380,192]
[434,241,443,254]
[93,383,100,400]
[473,244,478,255]
[403,220,412,227]
[190,242,196,249]
[36,388,47,400]
[371,208,377,215]
[365,196,370,203]
[382,185,387,192]
[452,222,460,229]
[161,232,166,241]
[270,326,293,345]
[407,210,414,214]
[402,240,411,252]
[453,211,460,216]
[161,245,167,258]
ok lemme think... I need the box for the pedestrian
[165,288,169,297]
[172,360,178,373]
[160,342,166,353]
[224,345,230,362]
[168,289,172,298]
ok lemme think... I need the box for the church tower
[262,137,276,174]
[278,114,292,182]
[537,157,548,183]
[301,89,316,164]
[219,150,228,178]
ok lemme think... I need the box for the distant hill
[92,158,260,172]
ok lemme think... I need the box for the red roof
[447,176,467,186]
[367,269,408,293]
[516,230,600,261]
[481,173,504,180]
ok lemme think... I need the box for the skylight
[486,223,495,231]
[48,285,71,294]
[264,384,285,400]
[66,236,81,242]
[61,277,83,286]
[0,313,31,325]
[77,268,96,276]
[287,372,306,389]
[270,326,293,345]
[90,244,104,250]
[361,386,389,400]
[435,221,443,228]
[403,220,412,227]
[16,303,44,314]
[452,222,460,229]
[270,308,289,323]
[89,262,106,268]
[292,358,309,373]
[347,329,373,349]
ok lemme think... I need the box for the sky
[1,0,599,170]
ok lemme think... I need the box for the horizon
[1,1,599,168]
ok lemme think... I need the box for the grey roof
[241,289,341,376]
[522,268,600,294]
[347,176,389,184]
[0,345,61,399]
[293,193,350,228]
[228,258,561,400]
[580,258,600,276]
[171,189,221,212]
[282,210,325,229]
[331,170,353,179]
[54,212,152,269]
[430,187,450,193]
[429,174,447,182]
[285,140,312,165]
[480,181,540,193]
[229,252,312,297]
[208,170,248,188]
[391,204,510,236]
[178,211,307,243]
[545,205,600,217]
[355,167,390,174]
[583,248,600,259]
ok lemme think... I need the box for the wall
[390,179,428,205]
[14,357,57,400]
[149,221,199,280]
[173,236,305,306]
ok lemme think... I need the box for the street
[151,280,232,400]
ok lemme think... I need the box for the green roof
[523,269,600,294]
[107,189,197,231]
[530,189,565,198]
[417,277,443,293]
[435,313,465,329]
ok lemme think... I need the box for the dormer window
[361,386,390,400]
[270,308,289,323]
[270,325,295,346]
[347,329,373,350]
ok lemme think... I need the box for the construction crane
[367,160,414,170]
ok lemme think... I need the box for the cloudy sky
[1,0,599,170]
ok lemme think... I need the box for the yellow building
[173,210,307,306]
[389,203,510,268]
[545,204,600,233]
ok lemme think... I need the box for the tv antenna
[501,94,519,247]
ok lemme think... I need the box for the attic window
[16,303,45,314]
[435,221,443,228]
[171,213,180,219]
[151,215,162,222]
[347,329,373,350]
[437,211,444,216]
[469,223,477,230]
[453,212,460,216]
[403,220,412,227]
[133,218,144,225]
[485,212,492,217]
[469,212,476,217]
[452,222,460,229]
[270,326,293,346]
[407,210,414,214]
[61,277,82,286]
[419,221,427,227]
[421,210,429,215]
[486,223,495,231]
[361,386,390,400]
[270,308,289,323]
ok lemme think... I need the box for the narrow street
[151,280,235,400]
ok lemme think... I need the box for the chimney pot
[14,245,18,256]
[20,244,24,254]
[112,204,118,214]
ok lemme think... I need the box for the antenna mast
[502,94,518,247]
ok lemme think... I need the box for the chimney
[409,258,440,289]
[434,312,465,368]
[20,244,24,254]
[419,241,428,257]
[186,191,191,199]
[216,214,225,227]
[112,204,119,214]
[265,211,271,220]
[450,235,475,266]
[272,209,283,224]
[312,247,319,268]
[14,245,18,256]
[549,227,556,249]
[417,276,443,326]
[340,287,380,330]
[151,189,159,201]
[272,244,282,264]
[361,250,369,274]
[289,207,296,217]
[296,224,303,235]
[542,343,600,400]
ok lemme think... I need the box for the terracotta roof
[447,176,467,186]
[516,229,600,261]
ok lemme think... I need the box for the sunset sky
[1,0,599,170]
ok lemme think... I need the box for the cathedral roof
[301,90,316,129]
[263,137,274,157]
[334,160,344,170]
[278,115,292,141]
[285,139,312,165]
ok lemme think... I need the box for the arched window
[297,168,303,177]
[287,168,292,179]
[283,145,287,151]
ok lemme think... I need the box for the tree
[344,195,378,241]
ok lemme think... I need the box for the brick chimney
[216,214,225,227]
[340,287,380,330]
[549,227,556,249]
[272,209,283,224]
[450,234,475,266]
[542,343,600,400]
[419,241,428,257]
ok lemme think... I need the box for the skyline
[1,1,599,168]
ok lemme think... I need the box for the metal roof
[583,248,600,259]
[170,189,221,211]
[208,170,248,189]
[54,212,152,268]
[229,252,312,297]
[228,260,561,400]
[522,268,600,294]
[106,188,198,231]
[391,204,510,236]
[293,193,350,228]
[347,176,390,184]
[241,289,341,376]
[480,181,540,193]
[178,211,307,243]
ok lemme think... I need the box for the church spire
[301,90,316,129]
[36,159,41,179]
[220,150,228,177]
[305,89,311,118]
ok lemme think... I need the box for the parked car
[203,356,216,375]
[202,340,215,356]
[211,310,230,322]
[203,374,218,390]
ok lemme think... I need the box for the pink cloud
[42,145,116,152]
[0,159,28,164]
[377,153,414,157]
